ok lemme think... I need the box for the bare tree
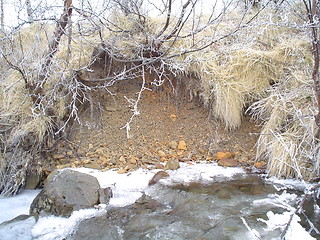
[302,0,320,128]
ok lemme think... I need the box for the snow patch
[31,208,106,240]
[258,211,316,240]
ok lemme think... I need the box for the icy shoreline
[0,162,318,240]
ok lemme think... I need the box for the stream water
[0,163,319,240]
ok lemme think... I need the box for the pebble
[178,140,187,150]
[216,151,233,160]
[217,158,239,167]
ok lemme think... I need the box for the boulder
[30,169,101,217]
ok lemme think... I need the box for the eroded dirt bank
[44,79,262,174]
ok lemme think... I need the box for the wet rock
[178,140,187,150]
[30,169,100,217]
[68,194,163,240]
[148,171,169,185]
[99,187,113,204]
[216,151,233,160]
[217,158,239,167]
[164,159,180,170]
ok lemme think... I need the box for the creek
[0,163,319,240]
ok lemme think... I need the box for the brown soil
[48,79,261,173]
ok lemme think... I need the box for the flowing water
[0,163,319,240]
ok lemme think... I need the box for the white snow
[31,208,107,240]
[0,189,41,224]
[253,191,298,211]
[157,162,245,185]
[258,211,316,240]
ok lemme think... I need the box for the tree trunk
[28,0,73,103]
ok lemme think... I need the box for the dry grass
[249,72,319,180]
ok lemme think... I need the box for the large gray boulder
[30,169,101,217]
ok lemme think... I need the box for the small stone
[254,161,267,169]
[158,150,166,157]
[84,160,101,169]
[95,148,104,155]
[180,158,190,162]
[99,156,108,162]
[119,156,126,163]
[58,158,69,165]
[177,151,183,156]
[105,107,117,112]
[154,163,164,169]
[129,156,138,164]
[88,144,94,150]
[160,157,168,162]
[178,141,187,150]
[164,159,180,170]
[125,164,137,171]
[66,151,73,156]
[168,141,178,150]
[117,169,127,174]
[170,114,177,121]
[52,154,65,160]
[217,158,239,167]
[216,151,233,160]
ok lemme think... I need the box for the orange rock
[217,158,239,167]
[216,151,233,160]
[117,169,127,174]
[178,141,187,150]
[160,157,168,162]
[254,161,267,169]
[170,114,177,121]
